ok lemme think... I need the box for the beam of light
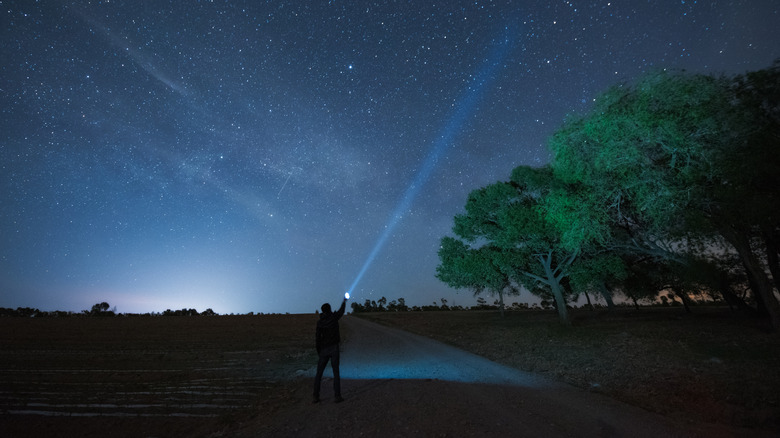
[346,26,516,298]
[307,317,551,388]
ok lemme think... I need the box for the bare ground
[221,315,770,438]
[1,308,778,437]
[0,315,317,438]
[352,308,780,433]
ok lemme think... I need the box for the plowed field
[0,315,316,437]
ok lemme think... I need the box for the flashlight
[344,292,350,300]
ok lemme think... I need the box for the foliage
[163,308,201,316]
[351,297,462,313]
[437,166,577,322]
[437,61,780,328]
[89,302,115,316]
[546,64,780,328]
[0,307,94,317]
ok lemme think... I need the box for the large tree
[547,66,780,328]
[436,238,517,316]
[437,166,578,324]
[567,253,628,310]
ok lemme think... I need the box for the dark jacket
[316,300,346,354]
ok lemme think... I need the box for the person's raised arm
[335,298,346,319]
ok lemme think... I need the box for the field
[1,308,779,436]
[359,307,780,432]
[0,315,318,437]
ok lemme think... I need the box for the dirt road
[234,316,762,437]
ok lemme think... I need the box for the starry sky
[2,1,778,315]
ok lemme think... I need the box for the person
[313,295,348,403]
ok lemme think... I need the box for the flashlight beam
[346,26,515,297]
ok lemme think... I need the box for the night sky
[2,1,778,314]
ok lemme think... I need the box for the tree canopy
[437,166,577,323]
[438,61,780,328]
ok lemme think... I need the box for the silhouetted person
[313,296,347,403]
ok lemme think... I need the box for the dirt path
[230,316,764,437]
[339,316,554,386]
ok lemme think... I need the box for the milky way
[2,1,778,314]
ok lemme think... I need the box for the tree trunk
[565,279,593,311]
[714,270,752,312]
[583,289,594,311]
[498,289,505,318]
[522,251,575,325]
[725,227,780,330]
[598,282,616,310]
[719,286,752,313]
[745,267,769,315]
[549,281,570,324]
[541,258,570,325]
[762,226,780,293]
[624,290,640,310]
[672,287,692,313]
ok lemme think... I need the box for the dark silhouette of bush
[87,302,115,317]
[0,307,41,317]
[163,308,200,316]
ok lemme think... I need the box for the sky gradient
[2,1,779,314]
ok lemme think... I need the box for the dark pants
[313,344,341,398]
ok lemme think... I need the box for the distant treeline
[2,293,712,318]
[347,296,678,313]
[350,293,725,313]
[0,302,218,318]
[0,307,79,318]
[350,297,480,313]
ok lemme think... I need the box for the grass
[355,306,780,431]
